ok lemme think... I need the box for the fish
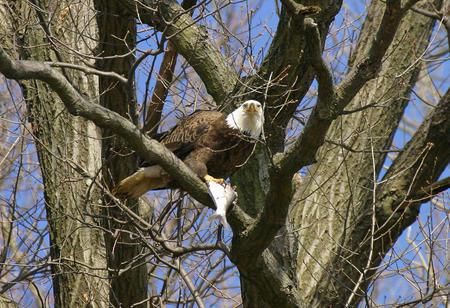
[207,181,237,228]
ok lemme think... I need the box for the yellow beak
[245,104,257,113]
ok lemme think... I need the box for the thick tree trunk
[94,1,148,305]
[1,1,109,307]
[290,1,440,306]
[234,1,442,307]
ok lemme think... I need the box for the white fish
[207,181,237,228]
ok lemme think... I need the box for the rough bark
[0,1,109,307]
[230,0,446,306]
[290,1,442,306]
[93,1,148,305]
[231,2,341,306]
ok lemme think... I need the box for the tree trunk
[1,1,109,307]
[94,1,148,305]
[233,1,442,307]
[290,1,440,306]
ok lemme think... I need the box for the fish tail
[208,212,229,229]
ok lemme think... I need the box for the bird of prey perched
[113,100,264,200]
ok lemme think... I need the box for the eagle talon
[204,175,225,185]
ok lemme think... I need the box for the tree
[0,0,449,307]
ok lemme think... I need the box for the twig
[48,62,128,84]
[175,258,206,308]
[407,176,450,203]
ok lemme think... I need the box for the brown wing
[160,110,224,157]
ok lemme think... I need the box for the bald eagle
[113,100,264,199]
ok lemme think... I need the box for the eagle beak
[244,103,257,113]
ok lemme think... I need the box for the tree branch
[378,87,450,219]
[337,86,450,307]
[47,62,128,84]
[410,3,450,48]
[335,0,404,105]
[408,176,450,203]
[120,0,237,103]
[142,0,197,135]
[303,18,334,106]
[0,46,217,209]
[278,0,406,177]
[276,17,336,176]
[143,41,178,135]
[175,258,206,308]
[410,5,441,20]
[232,0,414,264]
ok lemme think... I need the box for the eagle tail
[113,166,167,199]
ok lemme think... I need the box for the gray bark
[291,1,443,306]
[93,1,148,305]
[0,1,109,307]
[232,0,447,307]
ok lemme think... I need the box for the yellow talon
[204,175,225,185]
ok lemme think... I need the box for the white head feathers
[226,100,264,138]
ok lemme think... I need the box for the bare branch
[410,3,450,48]
[278,0,407,177]
[48,62,128,84]
[175,258,206,308]
[142,0,198,135]
[275,17,336,176]
[143,40,177,135]
[335,0,404,106]
[378,86,450,221]
[410,6,441,20]
[0,46,215,208]
[121,0,237,103]
[303,18,335,117]
[408,176,450,203]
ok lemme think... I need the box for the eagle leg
[204,174,225,185]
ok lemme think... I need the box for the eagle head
[226,100,264,138]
